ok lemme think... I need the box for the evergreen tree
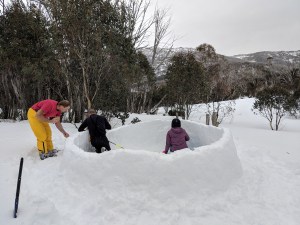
[0,2,56,119]
[165,52,206,119]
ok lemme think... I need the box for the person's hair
[87,109,96,114]
[171,118,181,128]
[58,100,70,107]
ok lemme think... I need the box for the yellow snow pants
[27,108,53,154]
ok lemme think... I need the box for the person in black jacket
[78,109,111,153]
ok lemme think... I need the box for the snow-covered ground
[1,98,300,225]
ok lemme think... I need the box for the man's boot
[39,150,46,160]
[48,149,57,157]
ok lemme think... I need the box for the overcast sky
[150,0,300,56]
[2,0,299,56]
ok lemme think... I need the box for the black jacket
[78,114,111,139]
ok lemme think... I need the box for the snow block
[65,120,242,194]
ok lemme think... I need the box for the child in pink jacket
[163,118,190,154]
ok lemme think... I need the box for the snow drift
[3,98,300,225]
[65,120,242,194]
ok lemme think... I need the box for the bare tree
[206,100,236,127]
[0,0,4,14]
[150,7,174,73]
[116,1,175,114]
[147,7,175,114]
[118,0,153,49]
[118,0,175,70]
[0,0,3,7]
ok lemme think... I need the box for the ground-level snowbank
[65,120,242,194]
[1,97,300,225]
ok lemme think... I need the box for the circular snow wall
[108,120,225,152]
[65,120,242,192]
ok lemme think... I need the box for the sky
[150,0,300,56]
[2,0,299,56]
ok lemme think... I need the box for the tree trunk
[82,66,92,109]
[212,112,218,127]
[149,94,166,114]
[64,69,73,122]
[269,120,274,130]
[206,114,210,125]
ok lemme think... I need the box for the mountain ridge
[142,48,300,78]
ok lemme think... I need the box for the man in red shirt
[27,99,70,160]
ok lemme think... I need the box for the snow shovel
[109,141,124,149]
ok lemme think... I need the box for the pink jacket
[164,128,190,153]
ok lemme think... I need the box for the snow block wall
[64,120,242,195]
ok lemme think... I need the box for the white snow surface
[1,98,300,225]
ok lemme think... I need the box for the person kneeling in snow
[78,109,111,153]
[163,118,190,154]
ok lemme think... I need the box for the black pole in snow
[14,157,24,218]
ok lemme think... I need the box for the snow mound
[65,120,242,193]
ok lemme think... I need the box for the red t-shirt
[31,99,61,118]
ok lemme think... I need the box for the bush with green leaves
[252,86,297,131]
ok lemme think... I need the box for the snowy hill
[142,48,300,79]
[233,50,300,66]
[1,98,300,225]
